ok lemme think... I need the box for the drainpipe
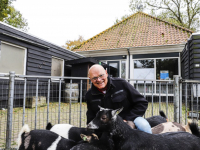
[127,48,130,80]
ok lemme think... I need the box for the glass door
[107,61,119,77]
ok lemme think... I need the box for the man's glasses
[91,74,105,81]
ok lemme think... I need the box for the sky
[12,0,130,47]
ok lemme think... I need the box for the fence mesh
[0,76,200,149]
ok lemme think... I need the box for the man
[85,64,152,134]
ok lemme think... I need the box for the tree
[129,0,200,31]
[63,35,85,51]
[3,6,29,31]
[115,0,200,31]
[0,0,29,31]
[134,60,154,68]
[0,0,9,21]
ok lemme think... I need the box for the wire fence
[0,72,90,149]
[0,72,200,149]
[128,79,174,122]
[181,79,200,124]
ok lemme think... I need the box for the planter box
[26,96,46,108]
[64,83,79,103]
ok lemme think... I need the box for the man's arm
[123,81,148,121]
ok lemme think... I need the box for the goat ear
[92,133,99,140]
[80,134,87,141]
[98,105,104,111]
[111,107,123,117]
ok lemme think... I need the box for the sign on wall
[160,70,169,80]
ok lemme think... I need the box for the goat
[125,110,168,129]
[146,110,168,127]
[70,132,114,150]
[17,124,76,150]
[152,121,191,134]
[46,122,94,142]
[87,106,200,150]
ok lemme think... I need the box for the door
[107,61,119,77]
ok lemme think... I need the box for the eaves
[76,44,186,57]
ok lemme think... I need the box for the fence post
[179,77,182,124]
[173,75,181,123]
[5,71,15,150]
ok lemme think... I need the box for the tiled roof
[74,12,193,51]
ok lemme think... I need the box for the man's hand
[124,120,136,129]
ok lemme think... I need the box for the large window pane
[156,58,178,80]
[134,59,154,80]
[51,57,64,77]
[0,42,26,74]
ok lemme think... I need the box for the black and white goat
[87,106,200,150]
[70,132,114,150]
[151,121,192,134]
[17,124,76,150]
[46,122,94,142]
[124,110,168,129]
[146,110,168,127]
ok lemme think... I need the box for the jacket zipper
[91,85,112,107]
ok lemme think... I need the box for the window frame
[132,56,180,95]
[133,57,180,80]
[0,41,27,79]
[51,56,64,81]
[100,59,128,79]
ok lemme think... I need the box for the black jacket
[86,76,148,124]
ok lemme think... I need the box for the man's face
[89,67,108,90]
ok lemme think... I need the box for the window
[0,41,26,75]
[107,61,119,77]
[156,58,178,80]
[133,58,179,94]
[133,58,178,80]
[51,57,64,78]
[134,59,155,80]
[99,60,126,78]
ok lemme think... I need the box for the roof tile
[74,12,192,51]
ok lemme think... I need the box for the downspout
[127,48,130,80]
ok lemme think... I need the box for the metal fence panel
[181,79,200,125]
[0,73,90,149]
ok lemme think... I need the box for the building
[181,33,200,80]
[74,12,193,83]
[0,21,84,105]
[0,22,84,78]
